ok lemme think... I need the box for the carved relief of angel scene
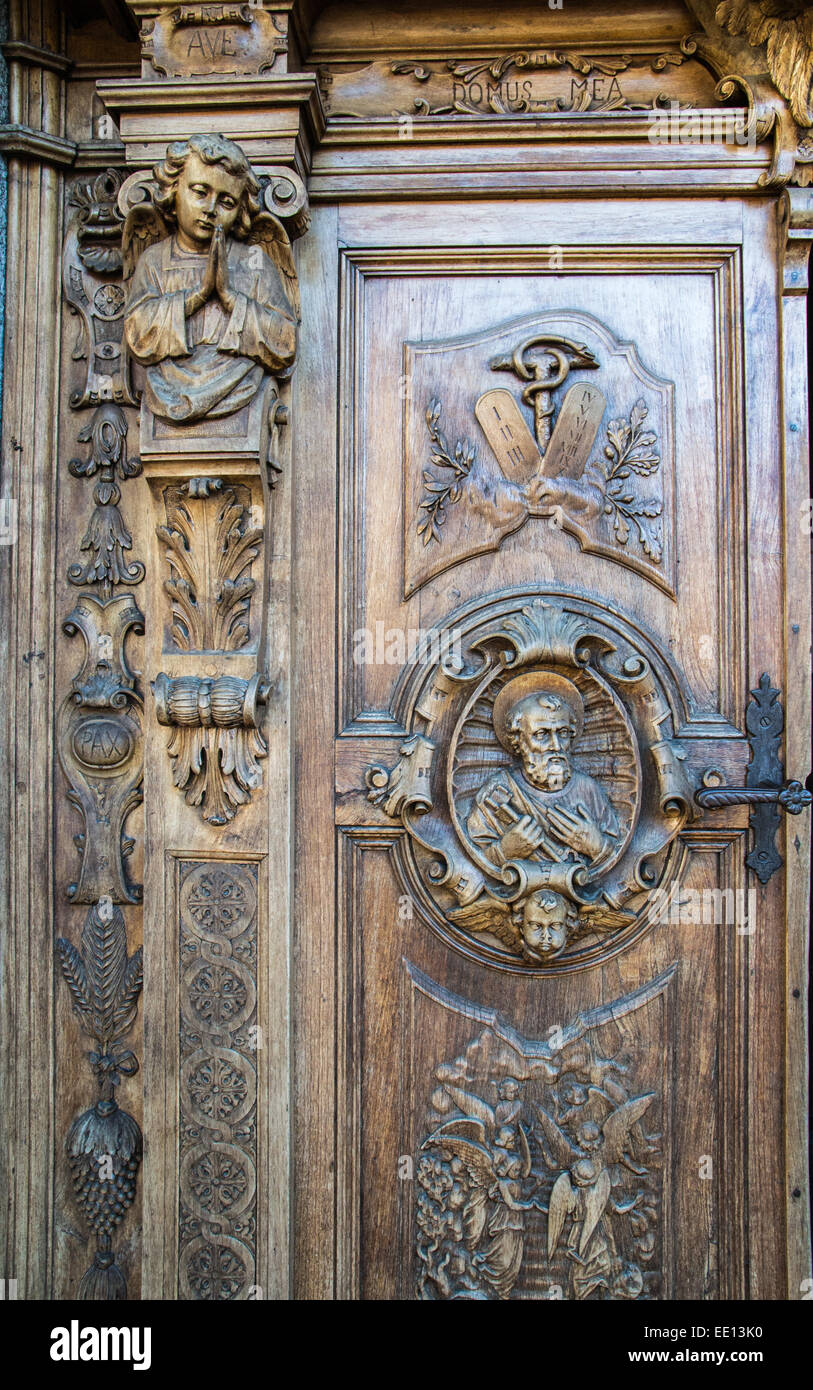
[403,311,675,599]
[415,965,673,1301]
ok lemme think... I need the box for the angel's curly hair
[152,133,260,240]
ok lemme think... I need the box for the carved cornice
[0,39,72,75]
[97,73,325,172]
[0,124,77,166]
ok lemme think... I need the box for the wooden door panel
[316,197,793,1299]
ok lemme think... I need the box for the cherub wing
[122,203,170,280]
[547,1170,576,1260]
[716,1,813,125]
[579,1167,612,1256]
[575,903,636,935]
[246,211,300,322]
[532,1102,585,1168]
[600,1093,655,1164]
[424,1117,487,1147]
[423,1131,496,1189]
[448,897,521,954]
[518,1122,532,1179]
[441,1083,497,1133]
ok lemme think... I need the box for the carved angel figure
[449,886,633,964]
[123,133,299,424]
[537,1093,655,1300]
[419,1078,540,1300]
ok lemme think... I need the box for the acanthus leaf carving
[153,672,270,825]
[157,481,262,652]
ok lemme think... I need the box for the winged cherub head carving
[123,134,300,426]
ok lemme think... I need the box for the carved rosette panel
[413,963,674,1301]
[404,311,675,599]
[178,860,259,1300]
[368,592,696,973]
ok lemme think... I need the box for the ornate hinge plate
[695,673,812,884]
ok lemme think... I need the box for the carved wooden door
[2,0,812,1309]
[293,196,811,1300]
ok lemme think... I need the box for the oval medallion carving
[368,590,696,973]
[72,716,133,770]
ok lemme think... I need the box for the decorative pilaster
[95,16,312,1284]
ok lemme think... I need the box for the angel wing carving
[247,212,301,323]
[423,1126,497,1189]
[716,1,813,125]
[448,895,523,955]
[532,1102,585,1167]
[578,1166,612,1256]
[122,203,171,281]
[547,1170,577,1260]
[441,1083,498,1134]
[517,1122,532,1179]
[599,1092,655,1166]
[575,902,636,934]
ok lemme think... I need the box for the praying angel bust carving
[123,133,299,424]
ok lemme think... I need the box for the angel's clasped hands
[184,226,236,318]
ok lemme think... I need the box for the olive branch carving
[599,398,663,562]
[417,398,476,545]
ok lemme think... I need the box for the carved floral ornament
[368,595,696,974]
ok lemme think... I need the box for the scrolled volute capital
[152,671,270,729]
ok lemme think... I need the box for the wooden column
[0,0,70,1300]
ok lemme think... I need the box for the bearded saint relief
[123,133,299,427]
[466,675,620,877]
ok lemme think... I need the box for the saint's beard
[521,750,572,791]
